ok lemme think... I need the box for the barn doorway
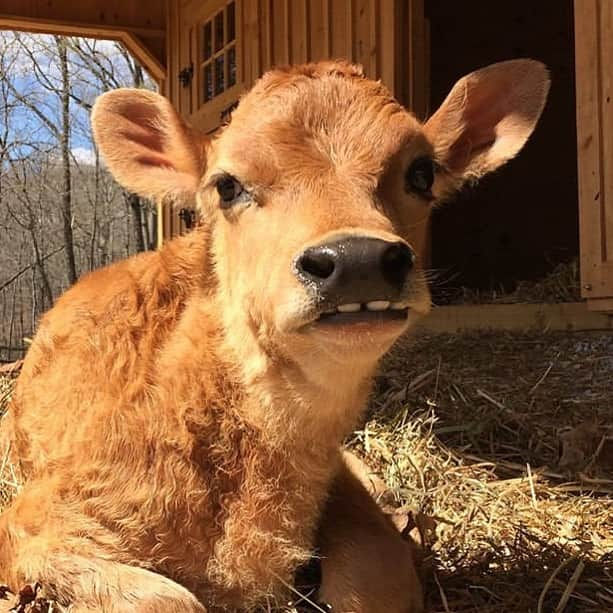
[427,0,578,302]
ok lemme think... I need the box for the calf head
[92,60,549,381]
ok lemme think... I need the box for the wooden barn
[2,0,612,329]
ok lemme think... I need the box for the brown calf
[0,59,549,612]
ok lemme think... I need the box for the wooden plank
[598,0,613,264]
[330,0,349,60]
[181,0,222,26]
[236,0,246,85]
[260,0,273,71]
[169,201,175,239]
[575,0,607,299]
[369,0,379,78]
[354,0,369,73]
[166,201,174,243]
[304,0,311,61]
[243,0,261,85]
[587,297,613,311]
[157,198,165,248]
[379,0,395,92]
[415,302,613,335]
[165,0,180,104]
[0,0,166,33]
[423,12,430,119]
[308,0,330,62]
[271,0,290,65]
[343,0,354,61]
[177,8,192,116]
[164,198,172,242]
[407,0,427,119]
[189,83,243,131]
[290,0,308,64]
[189,25,198,115]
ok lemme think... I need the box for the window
[201,1,238,105]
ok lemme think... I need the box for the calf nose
[295,237,414,303]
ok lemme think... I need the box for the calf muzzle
[294,236,415,309]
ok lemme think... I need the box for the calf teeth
[337,303,361,313]
[365,300,390,311]
[390,301,408,310]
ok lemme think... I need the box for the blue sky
[1,32,154,166]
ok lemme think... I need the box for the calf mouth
[315,300,410,325]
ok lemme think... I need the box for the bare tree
[56,35,77,285]
[69,38,157,253]
[0,32,157,360]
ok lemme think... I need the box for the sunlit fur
[0,60,548,612]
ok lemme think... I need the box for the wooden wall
[575,0,613,310]
[170,0,427,125]
[0,0,165,31]
[163,0,426,238]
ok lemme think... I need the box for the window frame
[188,0,243,133]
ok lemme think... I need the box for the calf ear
[424,59,550,182]
[91,89,206,200]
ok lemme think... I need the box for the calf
[0,59,549,612]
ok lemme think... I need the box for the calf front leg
[0,479,207,612]
[46,554,207,613]
[8,553,205,612]
[1,530,205,612]
[315,453,423,613]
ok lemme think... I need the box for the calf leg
[0,507,205,612]
[2,547,206,612]
[2,547,205,613]
[316,454,423,613]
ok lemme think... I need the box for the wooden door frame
[0,16,166,85]
[574,0,613,310]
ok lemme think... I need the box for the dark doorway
[427,0,578,301]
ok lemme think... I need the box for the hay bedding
[433,260,582,306]
[1,331,612,612]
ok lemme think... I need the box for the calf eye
[215,175,244,207]
[405,157,435,197]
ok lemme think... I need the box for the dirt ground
[1,329,612,612]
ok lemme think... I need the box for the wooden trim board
[414,302,613,334]
[587,297,613,311]
[0,15,166,83]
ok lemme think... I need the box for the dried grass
[435,260,582,306]
[354,330,613,612]
[1,329,612,612]
[0,373,19,515]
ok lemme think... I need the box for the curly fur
[0,59,549,612]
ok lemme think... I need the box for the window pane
[214,11,224,52]
[203,63,213,102]
[227,2,236,42]
[215,55,225,96]
[203,21,212,60]
[228,46,237,87]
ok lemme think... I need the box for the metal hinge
[178,64,194,87]
[179,208,197,230]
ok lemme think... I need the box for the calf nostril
[381,242,414,287]
[297,249,336,280]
